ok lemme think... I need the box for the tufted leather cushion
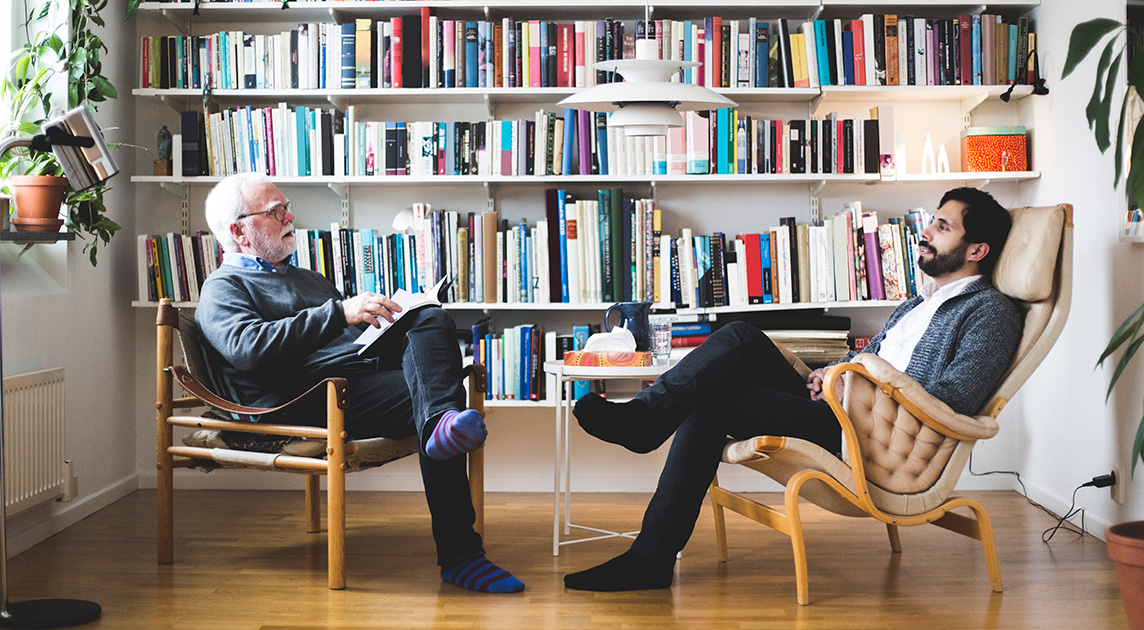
[843,373,957,494]
[992,205,1064,302]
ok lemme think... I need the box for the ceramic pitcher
[604,301,653,351]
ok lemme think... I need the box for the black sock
[572,394,669,454]
[563,550,675,592]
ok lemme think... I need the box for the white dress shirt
[876,275,981,372]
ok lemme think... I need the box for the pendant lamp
[558,38,737,137]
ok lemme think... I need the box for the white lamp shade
[557,38,736,138]
[557,80,736,113]
[607,103,684,137]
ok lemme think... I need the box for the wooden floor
[4,489,1127,629]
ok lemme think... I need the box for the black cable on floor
[967,453,1087,540]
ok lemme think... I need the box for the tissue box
[563,351,651,367]
[960,126,1028,172]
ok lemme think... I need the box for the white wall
[1011,0,1144,539]
[1,3,139,555]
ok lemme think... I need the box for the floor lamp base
[0,599,100,629]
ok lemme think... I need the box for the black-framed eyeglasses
[237,201,292,223]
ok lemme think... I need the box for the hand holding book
[353,276,449,355]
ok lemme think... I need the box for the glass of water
[649,315,673,366]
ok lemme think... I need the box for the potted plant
[1,0,121,264]
[1067,16,1144,630]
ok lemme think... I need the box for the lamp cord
[967,453,1087,541]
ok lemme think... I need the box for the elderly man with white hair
[195,173,523,594]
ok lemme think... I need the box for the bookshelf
[132,0,1042,405]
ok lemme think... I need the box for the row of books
[137,233,224,303]
[136,196,930,309]
[716,204,930,307]
[185,103,890,179]
[139,13,1036,91]
[771,14,1036,89]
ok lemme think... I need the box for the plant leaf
[1064,18,1123,78]
[1115,91,1130,185]
[1108,333,1144,400]
[1085,41,1116,144]
[125,0,140,19]
[1133,408,1144,477]
[1100,301,1144,365]
[1130,125,1144,205]
[1095,52,1124,151]
[90,75,116,99]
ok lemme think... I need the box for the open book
[353,276,448,355]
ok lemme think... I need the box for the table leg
[564,383,573,537]
[553,378,565,557]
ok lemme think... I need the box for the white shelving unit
[132,0,1043,407]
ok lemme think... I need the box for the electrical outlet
[1112,466,1126,505]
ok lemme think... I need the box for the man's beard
[917,240,969,277]
[249,225,295,265]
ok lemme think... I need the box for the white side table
[542,360,672,556]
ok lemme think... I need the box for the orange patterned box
[563,351,652,367]
[960,126,1028,172]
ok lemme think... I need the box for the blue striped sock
[425,409,487,460]
[441,556,524,593]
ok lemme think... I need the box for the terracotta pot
[1108,521,1144,629]
[8,175,68,229]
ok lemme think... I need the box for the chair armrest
[463,362,488,394]
[165,365,349,417]
[823,354,999,442]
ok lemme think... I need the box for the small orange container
[563,351,651,367]
[960,126,1028,172]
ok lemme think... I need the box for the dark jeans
[628,321,843,562]
[276,306,482,567]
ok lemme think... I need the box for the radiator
[2,368,68,515]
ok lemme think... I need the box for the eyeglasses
[237,201,292,223]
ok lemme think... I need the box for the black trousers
[627,321,843,561]
[277,306,482,567]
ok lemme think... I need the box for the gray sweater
[842,277,1023,416]
[196,264,371,408]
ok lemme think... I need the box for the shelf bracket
[970,5,987,15]
[327,95,348,111]
[809,92,825,117]
[484,181,495,213]
[159,9,187,32]
[484,93,495,120]
[650,180,657,205]
[157,94,187,113]
[810,180,825,223]
[964,91,990,119]
[180,185,190,236]
[159,182,187,198]
[327,183,349,201]
[808,6,823,21]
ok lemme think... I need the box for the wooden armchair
[709,204,1073,605]
[155,299,486,590]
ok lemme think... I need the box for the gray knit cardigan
[842,277,1023,416]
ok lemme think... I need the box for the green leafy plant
[2,0,121,265]
[1066,18,1144,473]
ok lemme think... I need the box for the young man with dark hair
[564,187,1022,592]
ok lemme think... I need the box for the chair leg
[886,523,902,553]
[710,474,730,563]
[157,444,174,565]
[469,447,485,537]
[966,502,1004,593]
[327,382,347,590]
[305,474,321,534]
[785,484,811,606]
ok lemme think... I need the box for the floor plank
[3,490,1127,629]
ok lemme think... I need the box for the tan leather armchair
[709,204,1073,605]
[155,300,486,589]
